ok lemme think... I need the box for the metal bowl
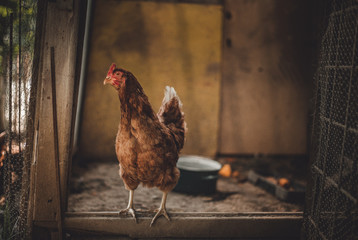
[173,155,222,194]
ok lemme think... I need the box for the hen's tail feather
[158,86,186,151]
[163,86,183,108]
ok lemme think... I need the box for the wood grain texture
[32,1,83,222]
[64,212,302,239]
[219,0,313,154]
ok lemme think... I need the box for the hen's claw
[119,207,137,223]
[150,207,170,227]
[119,190,137,223]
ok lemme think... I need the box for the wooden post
[28,0,86,238]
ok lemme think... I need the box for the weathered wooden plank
[64,212,303,239]
[219,0,312,154]
[32,0,84,223]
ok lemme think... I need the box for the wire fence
[303,0,358,239]
[0,0,357,239]
[0,0,37,239]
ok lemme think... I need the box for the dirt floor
[68,157,306,213]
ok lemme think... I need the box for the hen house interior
[69,0,311,214]
[1,0,357,239]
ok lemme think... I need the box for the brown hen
[104,63,186,226]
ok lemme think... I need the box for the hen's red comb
[107,63,116,76]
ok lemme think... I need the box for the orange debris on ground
[219,164,232,178]
[278,178,291,189]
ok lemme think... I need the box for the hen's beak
[104,76,111,85]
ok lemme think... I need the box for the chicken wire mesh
[0,0,37,239]
[303,0,358,239]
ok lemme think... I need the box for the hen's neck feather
[117,76,156,127]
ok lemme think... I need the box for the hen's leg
[119,190,137,222]
[150,191,170,227]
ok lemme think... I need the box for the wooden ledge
[62,212,303,239]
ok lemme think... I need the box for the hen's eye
[116,72,120,75]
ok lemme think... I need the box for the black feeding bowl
[173,155,222,194]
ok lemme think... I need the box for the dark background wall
[219,0,313,155]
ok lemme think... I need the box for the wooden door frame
[28,0,303,239]
[28,0,87,237]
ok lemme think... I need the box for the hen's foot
[119,208,137,223]
[150,207,170,227]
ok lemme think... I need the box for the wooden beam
[31,0,85,228]
[64,212,303,239]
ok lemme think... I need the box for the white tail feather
[163,86,183,108]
